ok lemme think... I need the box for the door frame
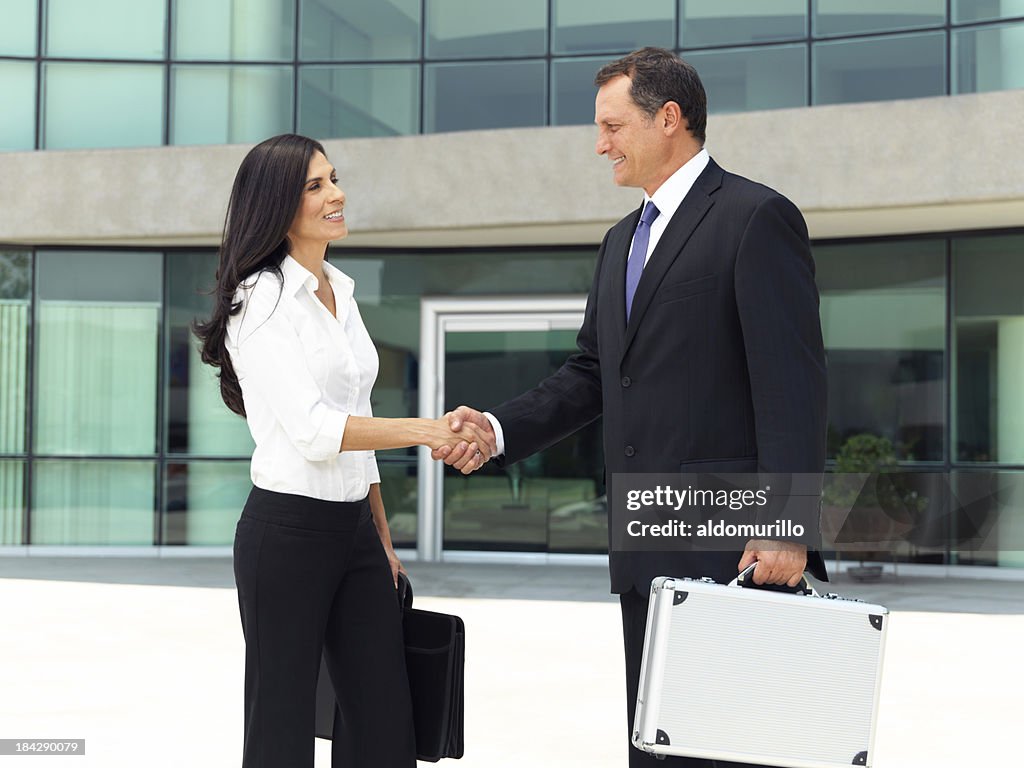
[417,296,587,561]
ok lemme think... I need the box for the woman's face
[287,151,347,246]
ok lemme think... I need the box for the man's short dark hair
[594,47,707,143]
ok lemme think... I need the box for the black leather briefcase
[315,573,465,761]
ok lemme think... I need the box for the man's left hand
[737,540,807,587]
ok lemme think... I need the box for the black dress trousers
[233,486,416,768]
[620,588,778,768]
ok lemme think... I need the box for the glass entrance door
[417,298,606,560]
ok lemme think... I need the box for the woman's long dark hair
[193,134,327,417]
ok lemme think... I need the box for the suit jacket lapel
[620,160,723,360]
[607,206,642,337]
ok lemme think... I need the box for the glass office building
[2,1,1023,568]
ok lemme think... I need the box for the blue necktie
[625,201,660,322]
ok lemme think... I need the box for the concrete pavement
[0,558,1021,767]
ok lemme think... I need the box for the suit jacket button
[624,446,635,457]
[621,376,631,388]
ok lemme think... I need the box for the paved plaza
[1,557,1021,767]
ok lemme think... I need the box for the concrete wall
[1,90,1022,248]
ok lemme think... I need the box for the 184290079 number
[0,740,85,755]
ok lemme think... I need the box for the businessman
[436,48,827,767]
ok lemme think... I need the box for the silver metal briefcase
[633,568,887,767]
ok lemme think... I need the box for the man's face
[594,75,669,195]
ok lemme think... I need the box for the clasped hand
[424,408,496,475]
[429,405,495,475]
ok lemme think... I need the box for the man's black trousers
[233,486,416,768]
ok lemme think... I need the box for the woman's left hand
[385,545,407,588]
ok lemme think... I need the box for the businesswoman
[194,134,491,768]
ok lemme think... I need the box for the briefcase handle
[397,571,414,610]
[729,563,818,596]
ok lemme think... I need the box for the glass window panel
[166,252,255,457]
[551,56,608,126]
[0,251,30,454]
[0,62,36,152]
[953,22,1024,94]
[171,65,293,146]
[31,460,154,545]
[378,461,417,548]
[34,251,161,456]
[46,0,166,59]
[300,0,420,61]
[343,247,596,413]
[813,0,946,37]
[813,32,946,105]
[680,0,806,48]
[0,461,25,545]
[815,240,946,462]
[552,0,674,55]
[952,470,1024,568]
[685,44,807,114]
[343,248,597,555]
[425,60,546,133]
[172,0,295,61]
[163,461,250,544]
[0,0,37,56]
[425,0,546,59]
[954,0,1024,24]
[42,63,164,150]
[443,328,604,553]
[953,235,1024,464]
[299,65,419,139]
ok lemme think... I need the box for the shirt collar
[281,254,355,303]
[644,147,710,223]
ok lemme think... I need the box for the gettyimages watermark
[609,472,1024,554]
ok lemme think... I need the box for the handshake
[425,406,496,476]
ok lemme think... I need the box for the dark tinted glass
[425,60,546,133]
[171,65,294,145]
[0,461,24,545]
[32,460,156,544]
[687,44,807,114]
[813,0,946,37]
[680,0,806,48]
[173,0,295,61]
[815,240,946,462]
[0,251,31,453]
[35,251,162,456]
[953,22,1024,94]
[42,63,165,150]
[953,0,1024,24]
[552,0,674,55]
[0,0,37,56]
[813,32,946,105]
[426,0,546,59]
[551,56,607,126]
[47,0,166,59]
[953,235,1024,464]
[163,461,251,544]
[300,0,421,61]
[0,62,36,151]
[300,65,420,139]
[165,252,254,457]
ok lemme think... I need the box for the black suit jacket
[491,159,828,592]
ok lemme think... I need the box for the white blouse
[225,255,380,502]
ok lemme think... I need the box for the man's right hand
[431,405,497,473]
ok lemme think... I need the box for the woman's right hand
[419,417,494,474]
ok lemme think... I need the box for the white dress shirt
[485,149,711,456]
[226,255,380,502]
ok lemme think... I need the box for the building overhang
[2,90,1022,248]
